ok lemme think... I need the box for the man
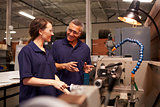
[51,19,94,86]
[105,33,115,56]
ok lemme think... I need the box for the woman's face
[40,22,54,42]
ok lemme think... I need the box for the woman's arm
[23,77,70,94]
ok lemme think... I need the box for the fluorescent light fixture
[123,0,152,3]
[4,37,12,40]
[5,31,16,34]
[19,11,35,19]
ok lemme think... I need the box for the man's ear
[78,32,82,38]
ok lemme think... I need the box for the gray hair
[69,19,84,32]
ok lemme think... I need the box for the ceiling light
[118,11,142,25]
[4,37,12,40]
[118,0,142,25]
[5,31,16,34]
[123,0,152,3]
[118,0,160,39]
[19,11,35,19]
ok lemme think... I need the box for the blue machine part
[113,38,144,74]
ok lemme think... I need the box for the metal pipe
[139,8,160,39]
[6,0,12,46]
[86,0,92,49]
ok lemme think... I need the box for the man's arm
[83,62,94,73]
[55,63,66,70]
[83,47,94,73]
[55,62,79,72]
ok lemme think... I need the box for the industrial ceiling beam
[47,1,74,20]
[96,0,109,20]
[19,0,68,26]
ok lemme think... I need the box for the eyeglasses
[67,28,80,35]
[49,29,54,33]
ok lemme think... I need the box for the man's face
[67,22,82,42]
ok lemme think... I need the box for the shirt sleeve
[86,47,92,65]
[51,43,57,62]
[18,47,33,81]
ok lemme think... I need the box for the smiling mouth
[68,35,75,39]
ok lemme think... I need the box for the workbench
[0,71,20,107]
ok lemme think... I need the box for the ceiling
[0,0,156,30]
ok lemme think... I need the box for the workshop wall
[0,23,130,41]
[144,0,160,61]
[92,39,108,55]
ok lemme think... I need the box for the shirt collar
[29,41,45,52]
[62,37,82,47]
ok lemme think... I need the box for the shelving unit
[0,47,14,72]
[0,49,9,72]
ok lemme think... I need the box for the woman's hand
[53,80,67,90]
[52,80,70,94]
[63,88,70,94]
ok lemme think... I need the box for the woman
[18,18,69,103]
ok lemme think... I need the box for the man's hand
[83,62,94,73]
[64,62,79,72]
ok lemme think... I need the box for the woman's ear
[39,29,43,35]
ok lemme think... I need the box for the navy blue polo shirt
[18,41,57,103]
[51,37,91,85]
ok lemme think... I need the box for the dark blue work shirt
[18,41,57,103]
[51,37,91,85]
